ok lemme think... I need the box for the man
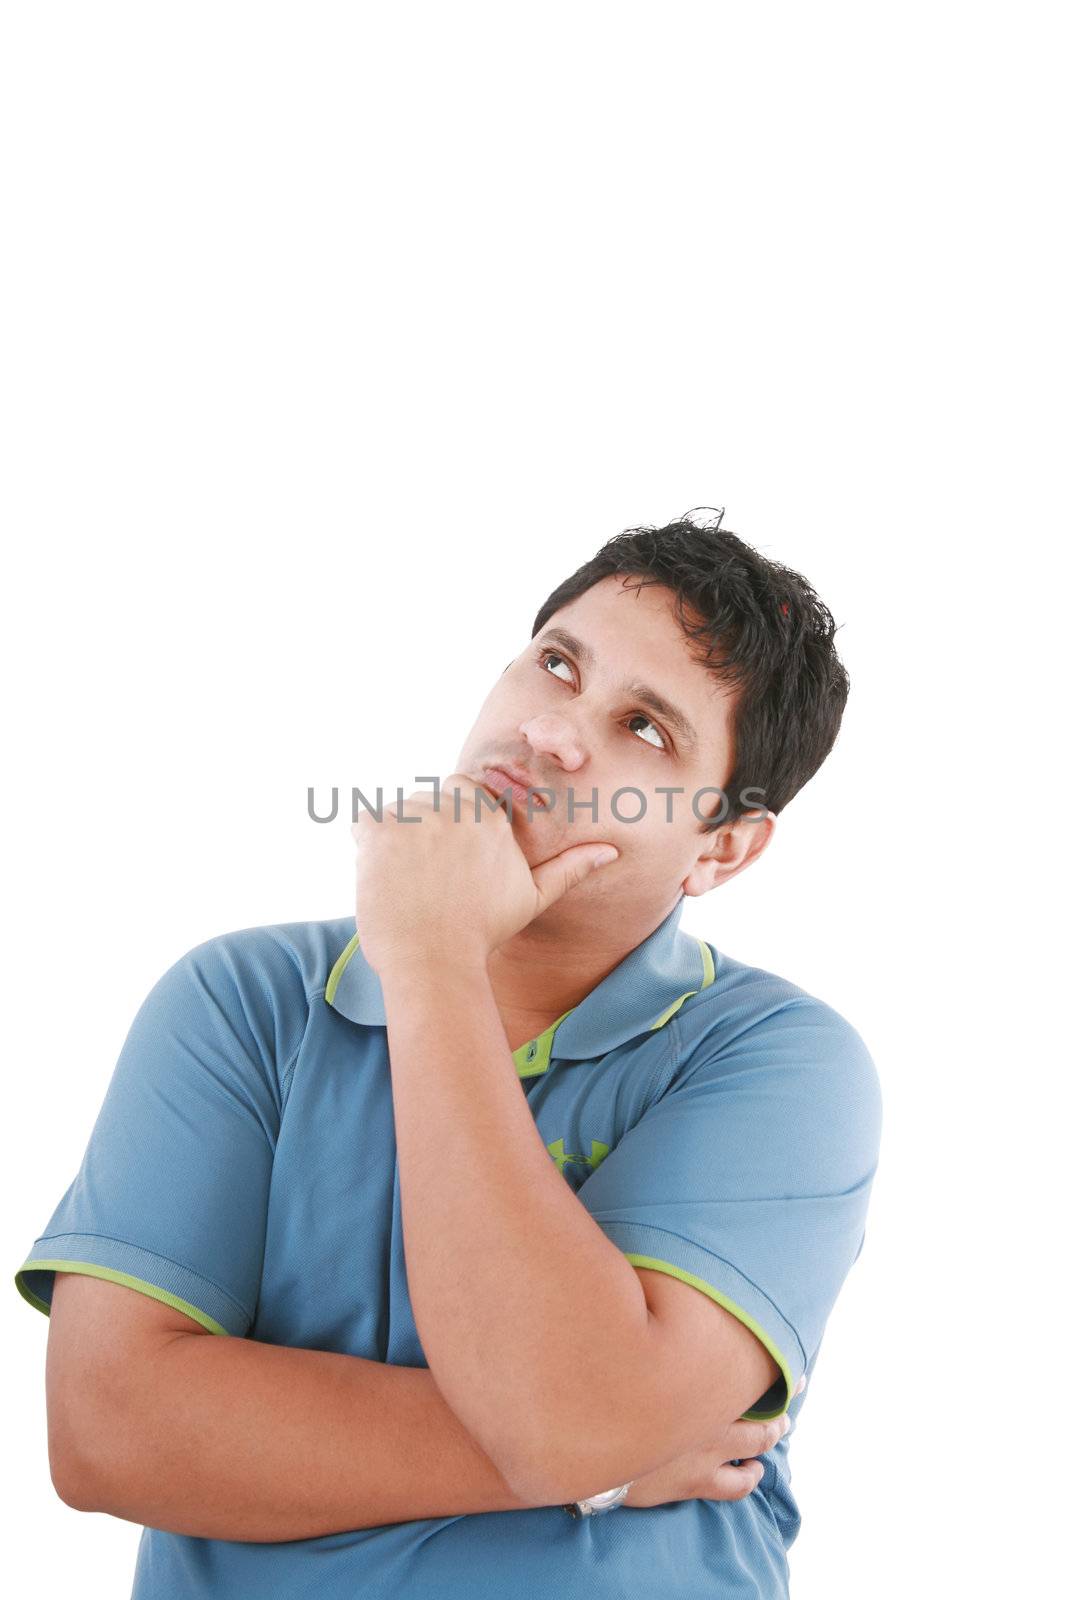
[15,512,881,1597]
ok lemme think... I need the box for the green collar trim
[325,932,360,1007]
[648,938,716,1030]
[324,897,716,1076]
[512,1007,577,1078]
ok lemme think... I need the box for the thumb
[529,843,618,913]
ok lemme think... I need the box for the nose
[519,713,586,773]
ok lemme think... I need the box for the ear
[682,811,777,898]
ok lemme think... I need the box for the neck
[486,892,682,1052]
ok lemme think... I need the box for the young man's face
[453,574,773,921]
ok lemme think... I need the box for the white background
[2,3,1063,1594]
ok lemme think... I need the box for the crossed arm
[47,961,781,1534]
[48,1259,776,1541]
[47,1270,533,1542]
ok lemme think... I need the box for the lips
[480,763,548,809]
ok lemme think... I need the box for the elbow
[477,1422,575,1510]
[502,1462,562,1511]
[452,1367,644,1507]
[479,1432,562,1511]
[510,1455,624,1512]
[502,1424,625,1511]
[509,1390,684,1507]
[50,1447,101,1513]
[48,1407,111,1514]
[500,1454,560,1512]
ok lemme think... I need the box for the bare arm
[376,961,789,1504]
[48,1273,532,1542]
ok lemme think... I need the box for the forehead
[534,574,736,738]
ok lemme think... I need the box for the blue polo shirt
[15,896,881,1599]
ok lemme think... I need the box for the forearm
[76,1332,533,1540]
[381,960,653,1502]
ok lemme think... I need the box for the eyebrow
[536,626,700,752]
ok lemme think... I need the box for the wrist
[375,951,491,989]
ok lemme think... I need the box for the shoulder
[679,945,879,1086]
[671,944,883,1165]
[133,915,358,1081]
[170,914,357,1006]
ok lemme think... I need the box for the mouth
[479,765,548,810]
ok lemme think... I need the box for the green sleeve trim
[623,1251,794,1418]
[14,1260,230,1337]
[325,932,361,1006]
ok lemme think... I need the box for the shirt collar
[324,894,715,1075]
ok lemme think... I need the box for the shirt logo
[546,1136,612,1177]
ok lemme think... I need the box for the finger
[709,1459,765,1502]
[352,795,431,834]
[426,773,507,825]
[440,772,483,808]
[350,814,390,840]
[351,809,390,835]
[529,843,618,912]
[724,1414,791,1459]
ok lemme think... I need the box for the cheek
[604,811,689,862]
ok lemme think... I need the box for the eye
[627,714,667,751]
[536,647,670,752]
[538,649,576,683]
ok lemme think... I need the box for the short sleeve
[14,931,301,1337]
[575,1000,883,1419]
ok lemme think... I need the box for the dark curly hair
[530,508,850,832]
